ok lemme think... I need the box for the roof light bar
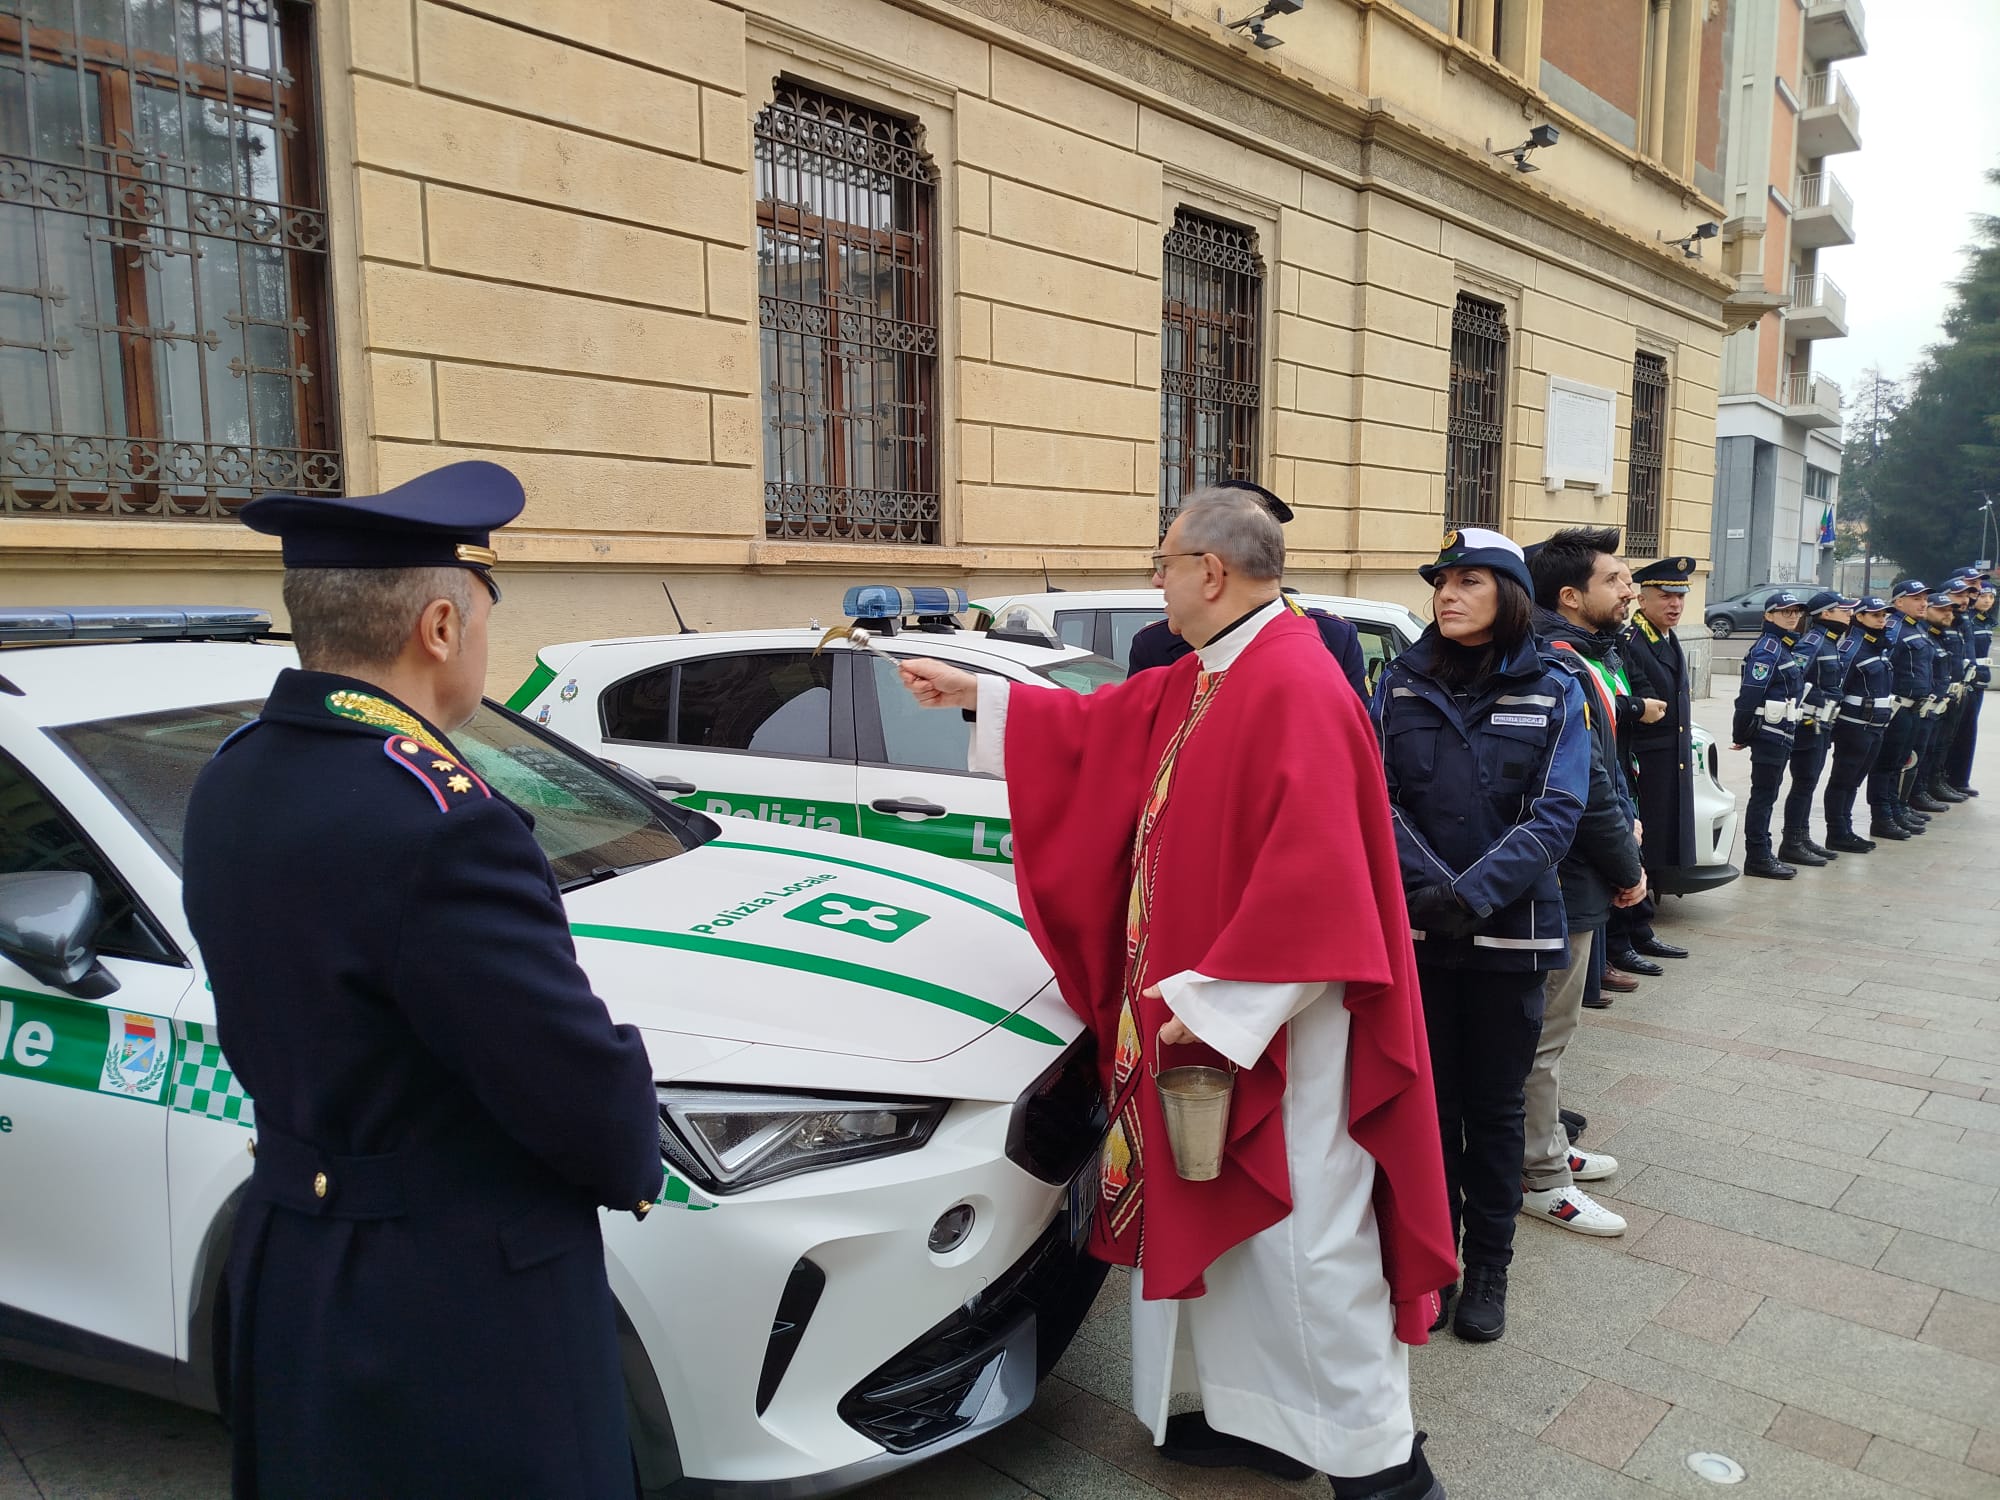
[0,605,274,644]
[842,585,970,621]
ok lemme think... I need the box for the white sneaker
[1566,1147,1618,1182]
[1522,1184,1627,1236]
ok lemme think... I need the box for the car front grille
[838,1212,1106,1453]
[1005,1032,1107,1185]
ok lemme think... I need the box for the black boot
[1804,836,1839,860]
[1776,835,1827,867]
[1331,1431,1444,1500]
[1869,814,1912,841]
[1911,790,1950,813]
[1453,1264,1507,1341]
[1898,808,1930,835]
[1826,829,1876,854]
[1162,1413,1313,1479]
[1930,778,1968,804]
[1948,782,1979,797]
[1745,850,1797,879]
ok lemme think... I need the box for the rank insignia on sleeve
[382,735,492,811]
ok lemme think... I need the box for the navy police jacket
[1791,621,1845,728]
[1887,612,1935,708]
[1839,624,1895,731]
[1372,630,1588,971]
[181,669,664,1500]
[1928,620,1966,698]
[1974,606,1994,686]
[1732,621,1805,750]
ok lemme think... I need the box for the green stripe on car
[709,838,1025,928]
[504,656,559,712]
[570,923,1061,1044]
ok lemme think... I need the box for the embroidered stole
[1097,666,1229,1259]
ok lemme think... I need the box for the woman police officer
[1371,528,1590,1343]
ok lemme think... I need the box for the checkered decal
[170,1020,255,1129]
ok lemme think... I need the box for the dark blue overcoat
[182,668,663,1500]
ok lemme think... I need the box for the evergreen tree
[1865,165,2000,580]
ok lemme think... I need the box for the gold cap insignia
[1439,529,1460,553]
[455,543,499,567]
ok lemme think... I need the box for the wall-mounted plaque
[1543,374,1617,496]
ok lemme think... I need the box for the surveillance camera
[1528,124,1560,150]
[1695,220,1719,240]
[1250,20,1285,46]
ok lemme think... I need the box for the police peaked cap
[1853,596,1890,613]
[1631,555,1697,592]
[1889,578,1928,600]
[1926,591,1958,609]
[1210,479,1295,524]
[241,461,526,574]
[1420,526,1534,597]
[1803,590,1854,614]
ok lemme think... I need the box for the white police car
[512,587,1125,878]
[969,586,1424,701]
[0,606,1105,1497]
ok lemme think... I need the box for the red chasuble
[1004,611,1456,1341]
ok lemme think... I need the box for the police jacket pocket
[1386,722,1439,781]
[1476,716,1549,789]
[499,1200,601,1271]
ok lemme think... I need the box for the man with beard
[1611,556,1697,964]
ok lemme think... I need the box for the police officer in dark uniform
[1777,591,1859,867]
[1868,580,1935,840]
[1822,596,1895,851]
[1909,591,1962,816]
[1926,573,1980,803]
[181,462,665,1500]
[1730,590,1808,878]
[1944,571,1994,795]
[1127,479,1368,695]
[1610,555,1696,963]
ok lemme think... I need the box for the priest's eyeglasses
[1150,551,1208,571]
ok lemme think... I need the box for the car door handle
[650,776,697,796]
[871,796,948,817]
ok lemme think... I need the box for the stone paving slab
[2,694,1995,1499]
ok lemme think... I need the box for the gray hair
[282,566,472,673]
[1170,490,1285,581]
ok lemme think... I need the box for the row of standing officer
[1730,567,1993,879]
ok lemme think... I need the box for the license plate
[1064,1164,1095,1248]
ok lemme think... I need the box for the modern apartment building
[1711,0,1865,595]
[0,0,1738,686]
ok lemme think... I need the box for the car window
[1036,655,1126,694]
[55,700,703,891]
[608,651,834,757]
[1108,610,1162,665]
[0,748,175,963]
[868,656,983,773]
[1351,622,1401,698]
[1052,611,1095,650]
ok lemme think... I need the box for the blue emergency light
[0,605,274,643]
[842,585,969,621]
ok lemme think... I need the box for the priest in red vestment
[898,492,1456,1500]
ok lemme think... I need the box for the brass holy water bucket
[1152,1036,1236,1182]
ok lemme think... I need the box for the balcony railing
[1793,172,1853,219]
[1789,272,1848,338]
[1804,0,1866,63]
[1800,70,1862,158]
[1785,371,1843,428]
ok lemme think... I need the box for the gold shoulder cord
[324,690,451,759]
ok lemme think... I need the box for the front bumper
[1653,861,1740,895]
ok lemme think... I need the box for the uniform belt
[1894,696,1914,708]
[250,1121,408,1220]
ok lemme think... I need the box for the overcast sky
[1811,0,2000,394]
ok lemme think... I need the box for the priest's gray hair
[283,566,472,672]
[1171,490,1285,581]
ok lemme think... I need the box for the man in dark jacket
[1612,556,1698,965]
[1868,580,1937,839]
[1777,591,1859,867]
[181,463,666,1500]
[1944,572,1993,795]
[1730,591,1808,878]
[1822,596,1897,850]
[1127,479,1368,695]
[1518,529,1647,1240]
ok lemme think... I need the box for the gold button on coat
[313,1171,328,1199]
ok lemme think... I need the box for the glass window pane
[674,653,833,756]
[600,665,674,744]
[0,747,171,962]
[1052,611,1094,650]
[1108,610,1163,664]
[870,657,975,773]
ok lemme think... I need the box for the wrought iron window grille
[0,0,339,520]
[1158,207,1263,535]
[1444,293,1508,531]
[755,84,939,545]
[1627,351,1668,557]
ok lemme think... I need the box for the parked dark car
[1705,584,1805,639]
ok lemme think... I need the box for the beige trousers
[1522,927,1596,1191]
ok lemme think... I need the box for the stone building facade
[0,0,1734,685]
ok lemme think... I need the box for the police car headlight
[657,1088,947,1193]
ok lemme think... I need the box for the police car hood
[562,822,1078,1086]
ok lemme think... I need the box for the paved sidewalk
[4,696,1995,1499]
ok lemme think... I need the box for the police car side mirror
[0,871,120,999]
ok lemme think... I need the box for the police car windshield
[1034,655,1125,694]
[54,699,707,884]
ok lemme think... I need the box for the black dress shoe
[1745,853,1796,879]
[1911,791,1950,813]
[1948,783,1979,797]
[1869,820,1912,841]
[1826,831,1876,854]
[1634,939,1689,959]
[1805,839,1839,861]
[1560,1105,1588,1140]
[1609,949,1664,976]
[1162,1413,1313,1479]
[1777,838,1828,867]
